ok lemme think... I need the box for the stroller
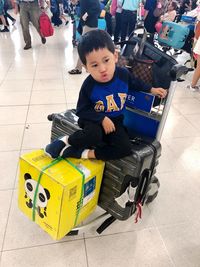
[47,35,187,235]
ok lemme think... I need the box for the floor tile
[1,240,87,267]
[0,91,31,106]
[26,104,67,124]
[30,90,66,105]
[148,171,200,226]
[0,151,20,190]
[3,191,84,251]
[33,79,64,91]
[21,123,51,150]
[0,80,33,92]
[158,222,200,267]
[85,228,173,267]
[0,125,24,152]
[0,106,28,125]
[0,190,12,251]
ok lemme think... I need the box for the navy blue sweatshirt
[76,66,152,123]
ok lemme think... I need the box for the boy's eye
[104,58,110,63]
[91,64,98,68]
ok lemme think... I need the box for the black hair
[77,29,115,66]
[171,1,178,10]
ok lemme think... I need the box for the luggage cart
[47,36,187,235]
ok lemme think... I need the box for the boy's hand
[102,116,116,134]
[150,87,167,98]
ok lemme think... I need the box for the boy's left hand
[150,87,167,98]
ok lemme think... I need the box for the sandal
[68,69,82,74]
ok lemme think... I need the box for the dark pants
[4,8,15,25]
[105,12,112,36]
[121,9,137,42]
[114,12,121,43]
[68,117,132,161]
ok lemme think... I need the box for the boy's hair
[77,29,115,66]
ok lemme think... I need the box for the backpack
[39,12,54,37]
[153,0,164,17]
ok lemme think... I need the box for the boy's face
[84,48,118,83]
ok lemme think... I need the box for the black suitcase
[98,139,161,221]
[48,109,79,142]
[48,109,161,221]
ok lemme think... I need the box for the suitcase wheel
[145,190,158,204]
[66,230,79,236]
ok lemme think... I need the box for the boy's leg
[45,121,103,159]
[68,121,103,148]
[62,122,132,160]
[93,123,132,161]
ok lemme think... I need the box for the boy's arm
[76,80,105,123]
[128,71,167,98]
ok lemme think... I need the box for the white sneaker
[187,85,200,92]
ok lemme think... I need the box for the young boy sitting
[45,29,167,161]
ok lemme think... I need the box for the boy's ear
[83,64,88,71]
[114,50,119,63]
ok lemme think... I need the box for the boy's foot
[24,44,32,50]
[68,69,82,75]
[44,139,66,159]
[187,85,200,92]
[41,37,46,44]
[61,146,84,159]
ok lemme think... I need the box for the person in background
[68,0,79,46]
[68,0,101,75]
[119,0,140,42]
[144,0,159,44]
[4,0,16,26]
[176,0,191,22]
[0,0,9,32]
[155,1,177,33]
[160,1,177,22]
[50,0,62,26]
[110,0,123,43]
[104,0,112,36]
[58,0,69,25]
[14,0,46,49]
[187,21,200,91]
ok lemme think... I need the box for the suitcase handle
[47,113,56,121]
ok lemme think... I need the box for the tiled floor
[1,15,200,267]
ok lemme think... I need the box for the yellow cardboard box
[18,150,105,240]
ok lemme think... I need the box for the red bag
[39,12,54,37]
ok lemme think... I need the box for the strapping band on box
[32,157,85,227]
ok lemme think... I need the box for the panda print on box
[24,173,50,218]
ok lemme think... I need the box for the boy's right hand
[102,116,116,134]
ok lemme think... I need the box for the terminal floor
[0,18,200,267]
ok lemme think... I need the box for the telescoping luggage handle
[31,157,85,227]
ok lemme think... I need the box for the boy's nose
[99,64,106,73]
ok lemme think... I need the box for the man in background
[14,0,46,50]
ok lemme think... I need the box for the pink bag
[155,21,162,33]
[39,12,54,37]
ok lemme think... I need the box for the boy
[45,29,167,161]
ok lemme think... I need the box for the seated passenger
[155,1,177,33]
